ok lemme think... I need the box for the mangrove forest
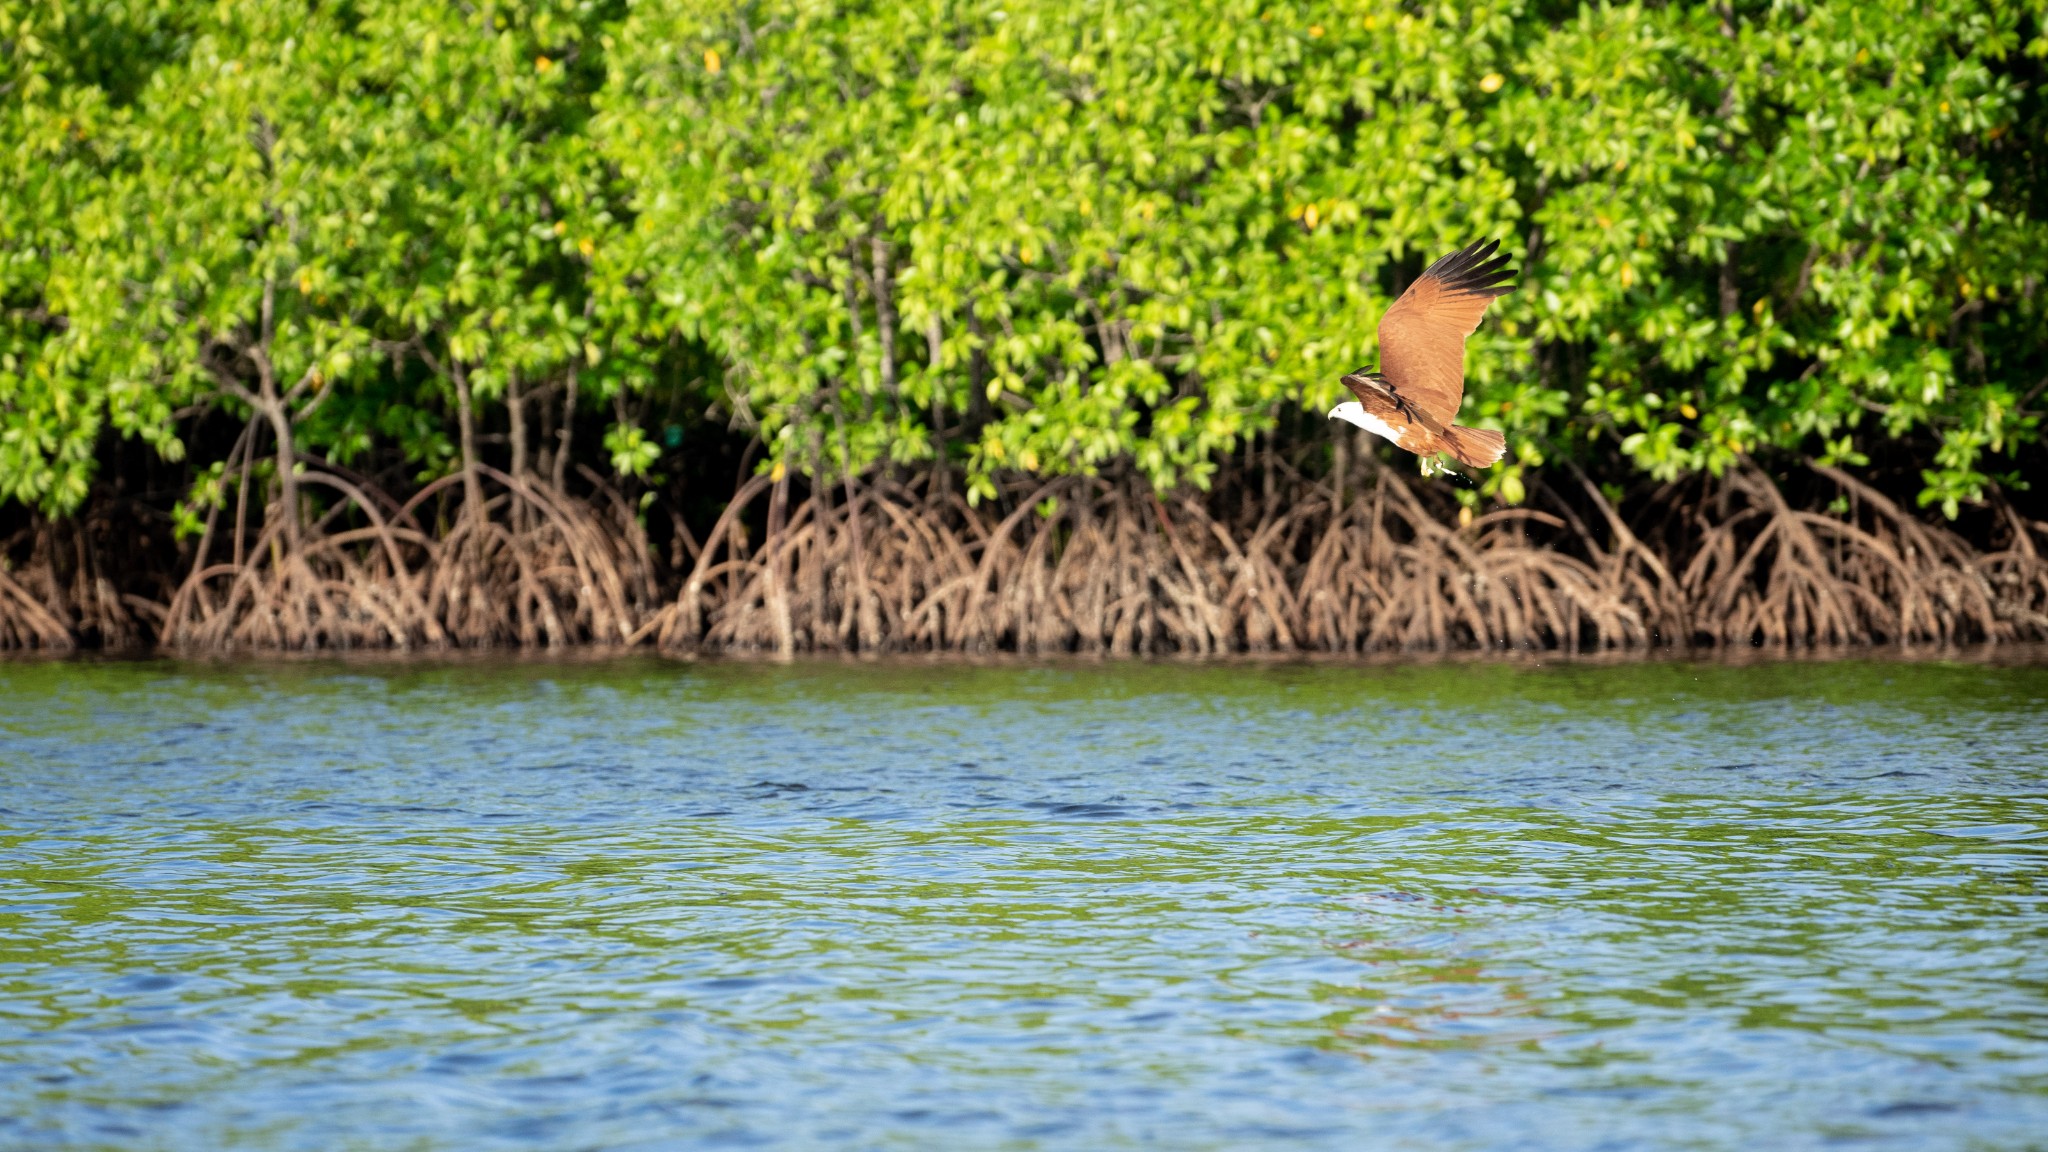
[3,0,2046,654]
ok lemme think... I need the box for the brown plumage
[1330,238,1515,471]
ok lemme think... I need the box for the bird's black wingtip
[1426,236,1517,296]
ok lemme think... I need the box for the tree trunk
[554,366,577,493]
[251,276,301,553]
[507,368,529,479]
[451,361,487,525]
[507,369,530,534]
[262,399,301,553]
[1331,430,1348,513]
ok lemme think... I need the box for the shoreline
[11,640,2048,671]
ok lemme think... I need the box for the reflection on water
[1,656,2045,1149]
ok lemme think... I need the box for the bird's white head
[1328,400,1369,430]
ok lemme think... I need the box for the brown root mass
[3,459,2043,654]
[152,464,659,651]
[0,513,158,651]
[652,461,2046,656]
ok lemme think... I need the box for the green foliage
[3,0,2044,519]
[5,0,629,512]
[1,1,194,511]
[604,0,2047,507]
[604,421,659,479]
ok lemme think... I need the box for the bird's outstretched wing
[1375,239,1516,426]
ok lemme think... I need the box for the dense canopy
[5,0,2045,524]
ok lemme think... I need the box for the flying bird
[1329,238,1515,474]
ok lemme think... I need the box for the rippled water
[2,655,2046,1150]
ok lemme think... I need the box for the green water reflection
[1,655,2045,1149]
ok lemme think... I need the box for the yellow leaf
[1019,448,1040,471]
[553,221,566,236]
[1457,505,1473,528]
[1303,203,1320,230]
[704,48,722,74]
[1308,25,1324,38]
[1680,402,1697,419]
[770,460,786,482]
[578,236,595,257]
[1619,263,1635,288]
[1480,73,1504,94]
[1018,243,1035,265]
[535,55,551,72]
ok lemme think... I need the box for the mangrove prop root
[655,462,2047,655]
[147,465,658,652]
[3,461,2043,653]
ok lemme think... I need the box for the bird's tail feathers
[1444,425,1507,468]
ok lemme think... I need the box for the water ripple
[1,656,2045,1149]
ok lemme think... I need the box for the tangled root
[1680,464,2048,646]
[0,514,156,651]
[159,465,657,651]
[0,565,75,650]
[5,458,2043,654]
[653,461,2045,656]
[657,466,1642,655]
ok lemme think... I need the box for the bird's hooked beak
[1328,400,1367,429]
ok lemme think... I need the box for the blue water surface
[1,655,2045,1150]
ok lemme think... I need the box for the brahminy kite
[1329,238,1515,474]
